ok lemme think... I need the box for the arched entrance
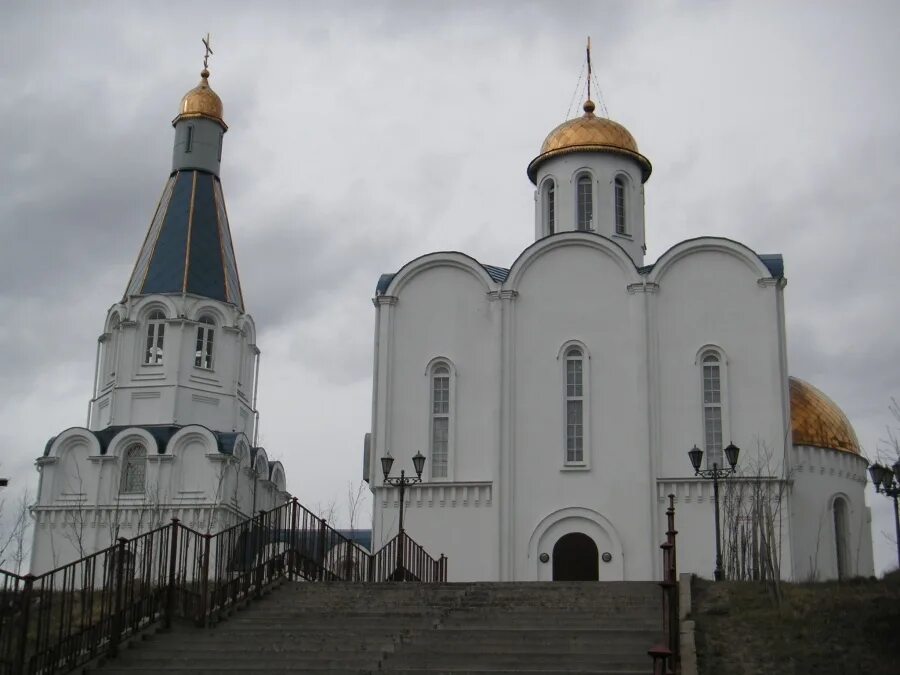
[552,532,598,581]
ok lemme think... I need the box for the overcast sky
[1,1,898,574]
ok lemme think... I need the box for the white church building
[29,66,289,574]
[366,98,874,583]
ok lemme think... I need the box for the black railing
[0,497,445,675]
[648,494,679,675]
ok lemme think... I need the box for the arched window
[194,316,215,369]
[185,125,194,153]
[120,443,147,494]
[543,180,556,235]
[833,497,850,579]
[565,347,585,464]
[144,311,166,365]
[430,364,451,479]
[614,176,627,234]
[701,351,724,468]
[576,175,593,231]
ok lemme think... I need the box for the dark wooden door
[552,532,599,581]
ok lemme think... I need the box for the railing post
[165,518,180,629]
[197,533,212,627]
[317,518,327,581]
[14,574,35,675]
[666,494,679,665]
[256,510,267,596]
[108,537,128,658]
[289,498,299,581]
[440,554,447,582]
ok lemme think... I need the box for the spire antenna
[202,33,214,71]
[586,36,592,103]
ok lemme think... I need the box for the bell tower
[88,49,260,440]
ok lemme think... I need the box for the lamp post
[688,442,740,581]
[380,452,426,535]
[868,459,900,568]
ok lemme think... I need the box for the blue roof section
[124,170,244,310]
[44,424,254,457]
[759,254,785,278]
[482,264,509,283]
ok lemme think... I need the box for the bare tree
[346,480,371,533]
[0,489,32,573]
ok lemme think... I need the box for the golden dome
[173,69,226,130]
[789,377,860,455]
[527,100,651,184]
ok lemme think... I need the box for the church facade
[30,66,288,574]
[367,99,873,582]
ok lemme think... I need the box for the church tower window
[144,311,166,365]
[543,180,556,235]
[185,125,194,153]
[194,316,215,369]
[430,364,451,479]
[702,351,724,467]
[565,347,585,463]
[576,174,593,231]
[120,443,147,494]
[614,176,627,234]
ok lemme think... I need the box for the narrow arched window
[431,364,451,479]
[565,347,585,463]
[614,176,627,234]
[144,311,166,365]
[833,497,849,579]
[185,125,194,153]
[576,175,593,231]
[194,316,215,369]
[120,443,147,494]
[543,180,556,235]
[702,352,724,468]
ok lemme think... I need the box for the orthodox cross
[202,33,214,70]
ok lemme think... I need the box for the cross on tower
[586,36,592,102]
[202,33,214,70]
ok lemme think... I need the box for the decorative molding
[380,481,492,509]
[373,295,398,307]
[627,281,659,295]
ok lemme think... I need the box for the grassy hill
[692,571,900,675]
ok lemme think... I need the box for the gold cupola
[173,68,227,131]
[527,100,650,184]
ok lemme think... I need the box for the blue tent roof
[124,170,244,310]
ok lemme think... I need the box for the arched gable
[107,427,160,458]
[384,252,498,297]
[504,232,641,289]
[48,427,102,458]
[269,461,287,491]
[166,425,219,458]
[236,314,257,344]
[252,447,270,477]
[189,301,229,326]
[648,237,773,285]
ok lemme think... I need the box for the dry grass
[692,571,900,675]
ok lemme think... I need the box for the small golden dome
[527,100,651,184]
[790,377,860,455]
[173,69,227,130]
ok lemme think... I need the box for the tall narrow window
[702,352,723,468]
[833,497,849,579]
[144,311,166,365]
[185,125,194,153]
[565,347,584,463]
[543,180,556,235]
[576,175,593,231]
[194,316,215,369]
[431,365,450,478]
[614,176,627,234]
[120,443,147,494]
[217,132,223,162]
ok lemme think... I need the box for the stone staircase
[92,581,662,674]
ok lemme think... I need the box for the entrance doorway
[552,532,598,581]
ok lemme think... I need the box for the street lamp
[688,442,740,581]
[381,451,426,535]
[868,459,900,568]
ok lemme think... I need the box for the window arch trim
[613,173,628,236]
[194,315,216,370]
[541,177,557,236]
[424,357,456,481]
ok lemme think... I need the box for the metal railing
[0,497,445,675]
[649,494,679,675]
